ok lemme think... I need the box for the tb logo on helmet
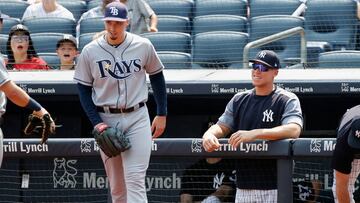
[110,7,119,15]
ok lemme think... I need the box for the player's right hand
[202,133,221,152]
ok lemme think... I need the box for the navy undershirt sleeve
[77,83,103,126]
[149,71,167,116]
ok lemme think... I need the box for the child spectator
[22,0,74,21]
[6,24,48,70]
[56,34,78,70]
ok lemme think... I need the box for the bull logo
[80,139,92,153]
[191,139,203,153]
[53,158,77,188]
[310,139,321,153]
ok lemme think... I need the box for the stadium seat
[79,32,96,52]
[57,0,87,22]
[249,15,304,67]
[249,0,302,18]
[158,51,192,69]
[38,53,61,70]
[193,14,247,35]
[79,17,105,35]
[31,33,65,53]
[87,0,101,11]
[0,34,8,55]
[147,0,194,19]
[157,15,190,33]
[1,17,21,35]
[304,0,357,50]
[318,50,360,68]
[23,17,76,36]
[141,32,191,53]
[195,0,247,17]
[0,1,29,20]
[192,31,249,69]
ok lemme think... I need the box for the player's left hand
[151,115,166,138]
[228,130,257,148]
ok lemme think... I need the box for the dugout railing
[0,138,336,203]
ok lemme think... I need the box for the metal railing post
[243,26,306,69]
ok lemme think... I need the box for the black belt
[97,102,145,114]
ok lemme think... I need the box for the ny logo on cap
[258,51,267,58]
[110,7,119,15]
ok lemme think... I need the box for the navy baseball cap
[348,117,360,149]
[249,50,281,69]
[103,2,128,22]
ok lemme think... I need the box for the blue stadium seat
[195,0,247,17]
[79,32,96,52]
[31,33,65,53]
[147,0,194,19]
[23,17,76,36]
[0,1,29,20]
[141,32,191,53]
[305,0,357,50]
[87,0,101,11]
[249,15,304,67]
[1,17,20,35]
[79,17,105,35]
[192,31,248,69]
[0,34,8,55]
[158,51,192,69]
[318,50,360,68]
[193,14,247,35]
[249,0,302,18]
[157,15,190,33]
[38,53,61,69]
[57,0,87,22]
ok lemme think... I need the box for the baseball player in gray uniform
[0,12,54,168]
[73,2,167,203]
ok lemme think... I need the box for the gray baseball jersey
[0,55,9,116]
[74,32,164,108]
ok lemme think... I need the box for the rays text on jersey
[96,59,141,79]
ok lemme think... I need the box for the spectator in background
[332,105,360,203]
[202,50,303,203]
[78,0,158,36]
[56,34,78,70]
[22,0,74,21]
[120,0,158,34]
[26,0,41,4]
[78,0,116,22]
[77,0,116,38]
[180,158,236,203]
[6,24,48,70]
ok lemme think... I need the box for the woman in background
[6,24,48,70]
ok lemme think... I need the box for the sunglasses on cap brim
[251,63,274,72]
